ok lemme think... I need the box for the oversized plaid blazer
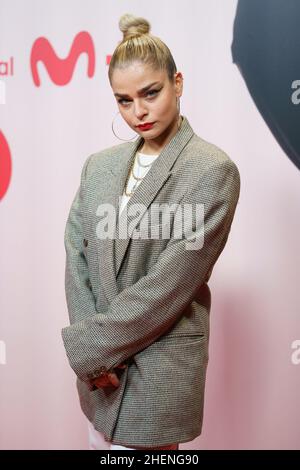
[61,115,240,448]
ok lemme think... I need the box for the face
[111,62,183,141]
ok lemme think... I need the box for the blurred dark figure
[232,0,300,171]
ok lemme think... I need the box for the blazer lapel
[98,115,195,302]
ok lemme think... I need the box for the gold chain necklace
[124,153,145,196]
[137,153,154,168]
[131,161,145,181]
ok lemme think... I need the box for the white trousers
[87,420,178,450]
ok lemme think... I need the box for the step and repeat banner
[0,0,299,450]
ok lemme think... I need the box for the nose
[133,99,148,120]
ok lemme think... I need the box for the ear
[174,71,183,98]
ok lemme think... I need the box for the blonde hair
[108,13,178,85]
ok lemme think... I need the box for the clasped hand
[91,363,127,389]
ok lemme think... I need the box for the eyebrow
[114,81,161,98]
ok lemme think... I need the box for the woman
[61,13,241,450]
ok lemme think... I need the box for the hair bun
[119,13,150,40]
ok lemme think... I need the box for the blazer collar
[97,114,195,302]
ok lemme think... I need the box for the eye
[117,98,130,105]
[117,89,159,105]
[146,89,158,97]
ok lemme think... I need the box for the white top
[119,151,159,216]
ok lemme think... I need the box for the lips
[137,122,154,130]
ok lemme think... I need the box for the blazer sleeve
[63,153,100,326]
[61,159,241,385]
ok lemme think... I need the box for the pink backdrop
[1,0,299,449]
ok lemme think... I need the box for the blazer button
[87,366,108,380]
[86,279,92,289]
[83,238,88,247]
[99,366,107,376]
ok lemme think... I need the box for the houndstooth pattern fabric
[61,115,240,447]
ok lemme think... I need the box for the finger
[92,376,110,388]
[93,379,104,388]
[107,372,120,387]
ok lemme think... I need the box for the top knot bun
[119,13,151,41]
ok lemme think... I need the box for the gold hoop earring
[111,111,138,141]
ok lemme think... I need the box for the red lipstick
[137,122,155,130]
